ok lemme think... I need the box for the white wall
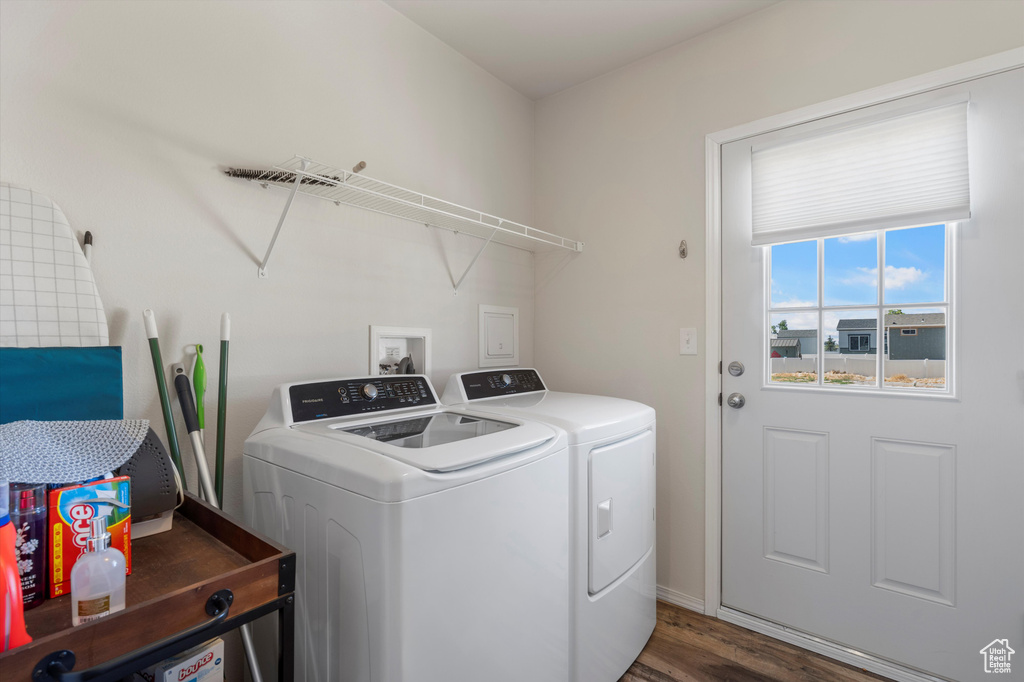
[533,0,1024,605]
[0,0,537,515]
[5,0,1024,632]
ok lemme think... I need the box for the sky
[770,224,946,346]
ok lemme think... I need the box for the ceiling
[384,0,779,100]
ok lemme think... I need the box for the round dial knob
[499,373,513,387]
[360,383,379,401]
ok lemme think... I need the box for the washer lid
[450,391,654,445]
[441,369,655,445]
[306,411,554,472]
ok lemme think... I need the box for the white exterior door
[721,68,1023,681]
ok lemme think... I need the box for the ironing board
[0,183,109,348]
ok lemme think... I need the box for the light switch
[680,327,697,355]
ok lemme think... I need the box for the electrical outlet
[680,328,697,355]
[385,346,401,360]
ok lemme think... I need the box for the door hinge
[719,361,722,374]
[718,393,722,406]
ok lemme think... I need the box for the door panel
[870,437,956,606]
[721,68,1024,681]
[763,427,829,573]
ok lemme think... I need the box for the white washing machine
[441,369,656,682]
[244,374,569,682]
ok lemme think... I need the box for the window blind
[751,102,969,246]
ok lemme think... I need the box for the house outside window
[775,329,818,356]
[770,337,802,358]
[885,312,945,360]
[837,319,876,354]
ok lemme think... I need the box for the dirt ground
[770,370,946,388]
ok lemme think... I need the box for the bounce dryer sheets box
[134,638,224,682]
[48,476,132,598]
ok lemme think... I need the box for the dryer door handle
[596,498,613,539]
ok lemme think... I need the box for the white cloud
[884,265,926,289]
[838,233,876,243]
[841,266,926,289]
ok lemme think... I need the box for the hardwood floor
[619,601,892,682]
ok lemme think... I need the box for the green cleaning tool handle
[144,309,186,488]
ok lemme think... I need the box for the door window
[767,223,951,392]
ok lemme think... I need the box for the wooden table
[0,493,295,682]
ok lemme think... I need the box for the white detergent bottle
[70,515,126,625]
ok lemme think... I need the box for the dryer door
[588,428,655,594]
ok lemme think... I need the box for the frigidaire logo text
[302,398,324,403]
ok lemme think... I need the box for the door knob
[727,393,745,409]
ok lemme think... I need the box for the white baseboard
[656,585,705,614]
[717,607,946,682]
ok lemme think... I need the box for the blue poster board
[0,347,123,423]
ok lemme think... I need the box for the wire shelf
[234,156,584,261]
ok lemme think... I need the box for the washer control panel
[289,376,435,423]
[460,369,546,401]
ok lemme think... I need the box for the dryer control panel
[289,376,436,423]
[460,369,546,401]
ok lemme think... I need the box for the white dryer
[244,375,569,682]
[442,369,656,682]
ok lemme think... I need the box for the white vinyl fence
[882,358,946,379]
[770,355,946,378]
[769,357,816,373]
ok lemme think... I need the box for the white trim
[704,46,1022,642]
[703,135,723,616]
[656,585,705,614]
[946,222,960,400]
[717,608,946,682]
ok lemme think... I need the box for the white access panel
[588,429,655,594]
[479,304,519,367]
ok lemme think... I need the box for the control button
[499,373,513,387]
[361,383,379,401]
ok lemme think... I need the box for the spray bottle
[70,515,126,625]
[10,482,47,610]
[1,480,32,650]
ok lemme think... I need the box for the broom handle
[144,310,186,487]
[215,313,230,503]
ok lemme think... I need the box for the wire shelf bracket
[229,156,584,286]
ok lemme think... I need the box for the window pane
[884,224,945,305]
[769,312,817,385]
[824,232,878,306]
[823,309,878,387]
[883,307,946,390]
[770,240,817,309]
